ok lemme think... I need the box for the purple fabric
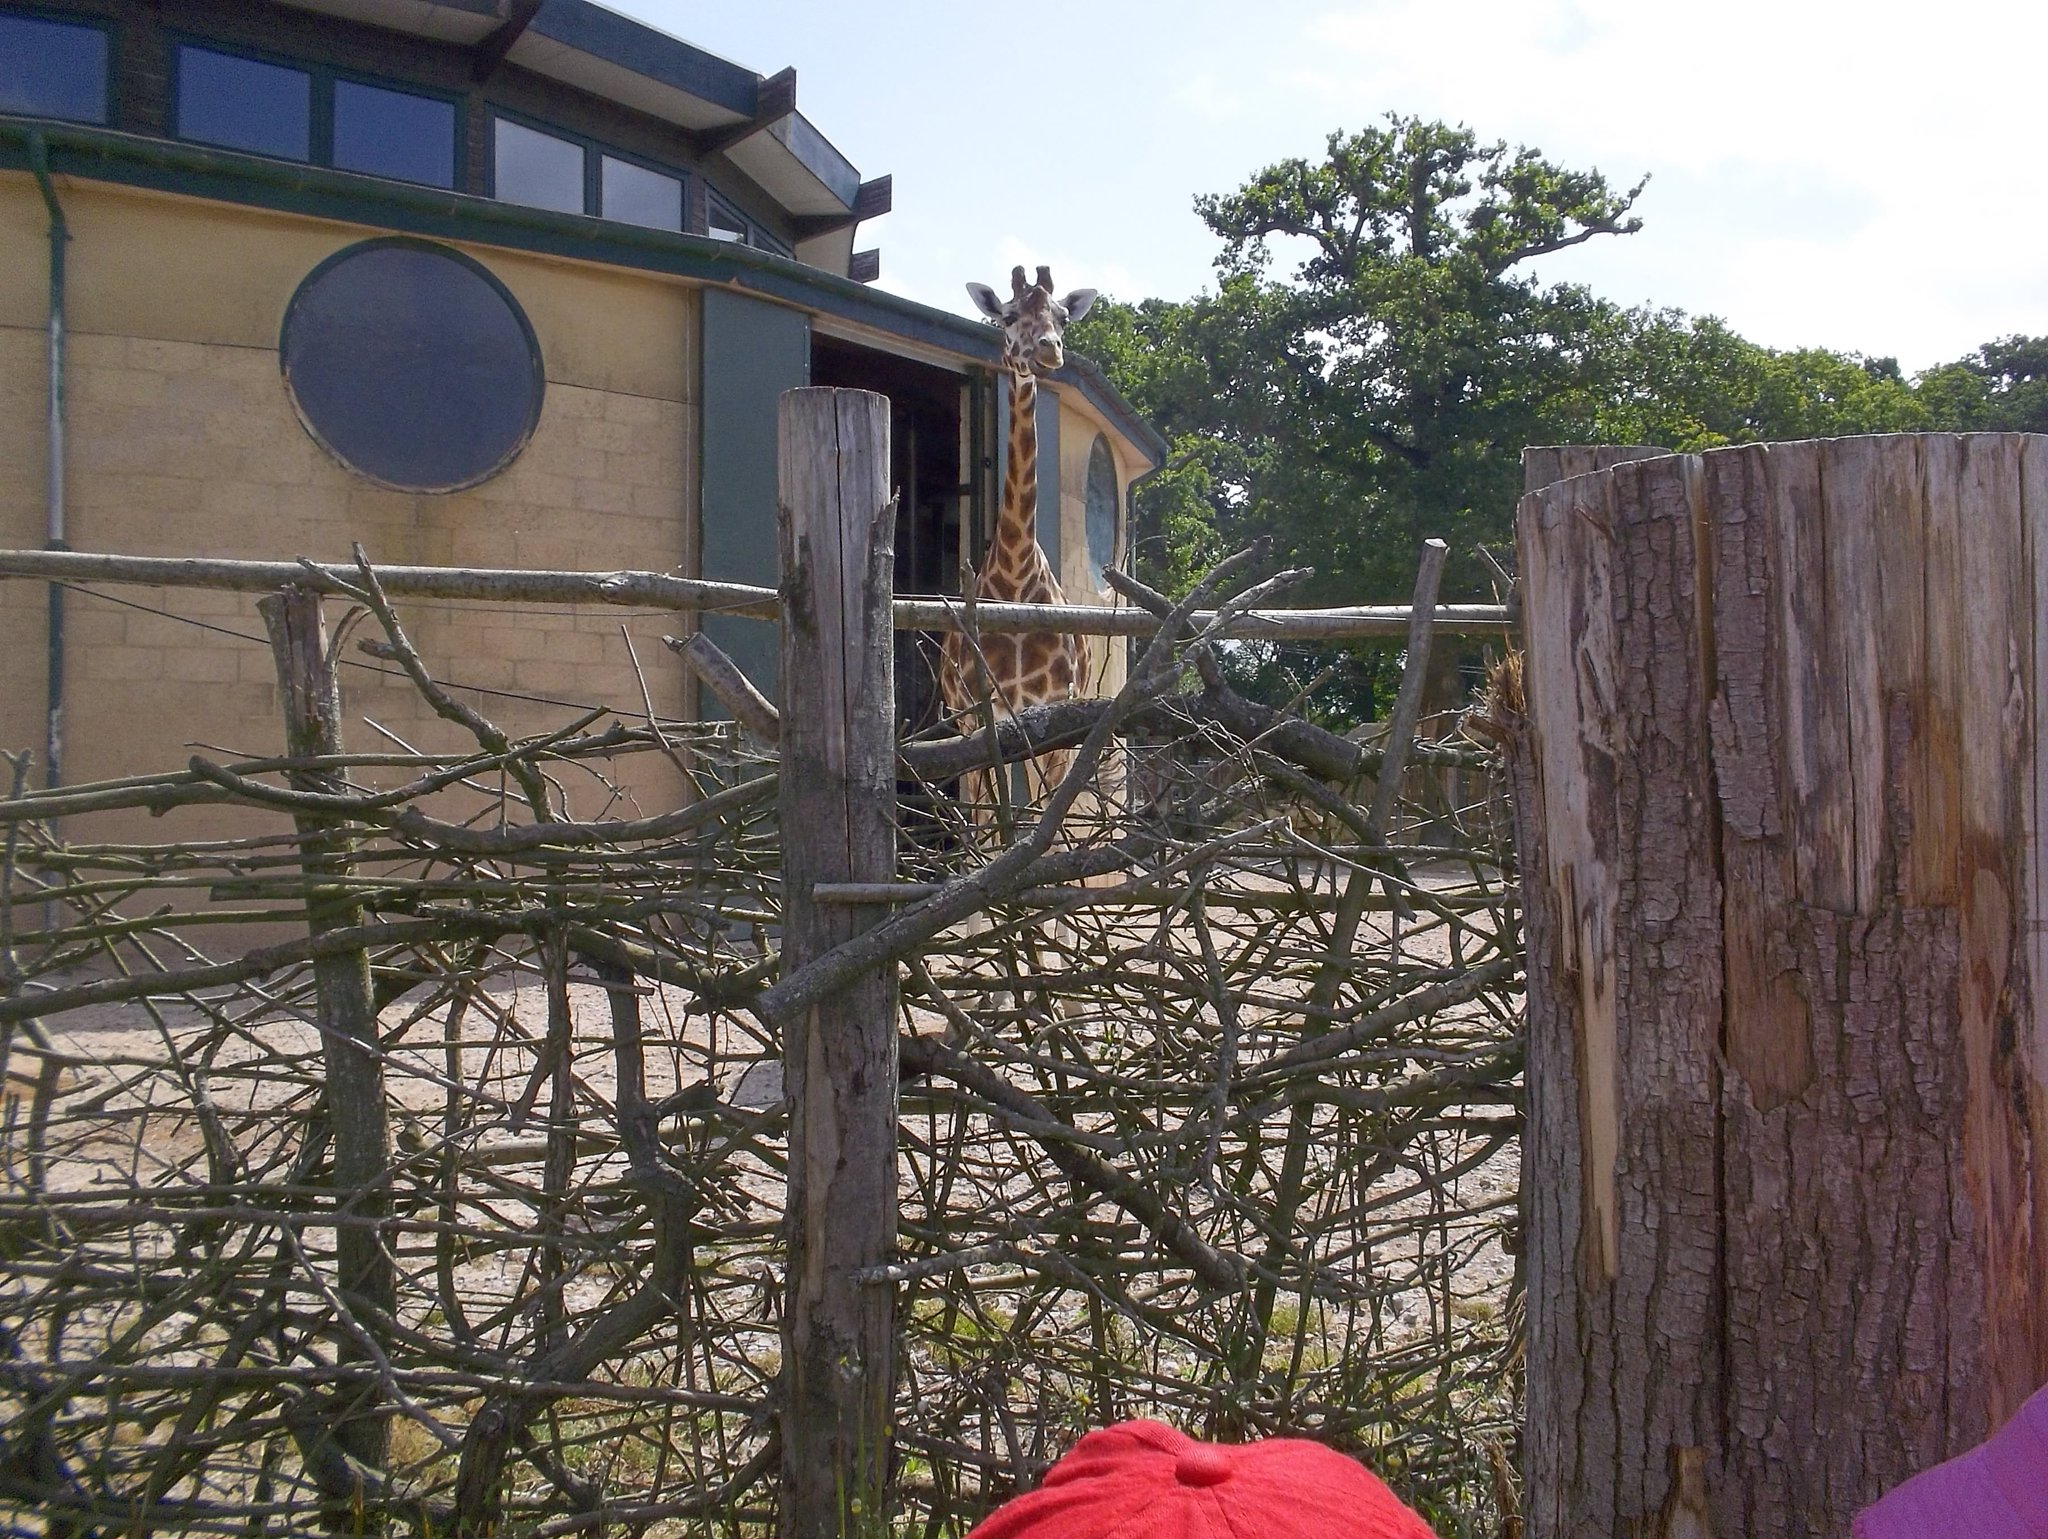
[1854,1385,2048,1539]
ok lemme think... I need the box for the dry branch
[0,534,1522,1539]
[665,632,781,743]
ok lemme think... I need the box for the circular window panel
[281,239,543,492]
[1084,433,1119,580]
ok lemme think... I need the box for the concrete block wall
[0,173,700,857]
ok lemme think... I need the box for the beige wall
[0,173,698,843]
[1055,396,1132,695]
[0,322,45,777]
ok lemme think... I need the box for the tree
[1076,115,1651,720]
[1072,114,2040,724]
[1546,308,1933,447]
[1916,335,2048,433]
[1192,116,1646,606]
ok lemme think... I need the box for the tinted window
[332,79,455,188]
[494,119,583,214]
[176,46,311,160]
[1085,434,1118,577]
[281,242,543,493]
[0,15,107,123]
[601,155,681,230]
[706,195,748,243]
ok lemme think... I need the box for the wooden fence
[1510,433,2048,1539]
[0,390,1523,1537]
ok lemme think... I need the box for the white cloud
[1170,72,1248,121]
[1297,0,2048,363]
[610,0,2046,367]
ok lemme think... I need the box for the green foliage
[1072,114,1656,620]
[1553,309,1930,448]
[1927,334,2048,432]
[1071,110,2046,726]
[1189,116,1647,607]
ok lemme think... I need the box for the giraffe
[939,265,1097,826]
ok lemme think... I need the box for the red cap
[965,1420,1441,1539]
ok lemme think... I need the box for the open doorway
[809,334,975,739]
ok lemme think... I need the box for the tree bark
[1511,435,2048,1538]
[775,388,900,1539]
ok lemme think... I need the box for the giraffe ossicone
[940,265,1099,826]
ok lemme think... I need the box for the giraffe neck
[987,362,1040,594]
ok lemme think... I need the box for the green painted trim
[0,117,1169,467]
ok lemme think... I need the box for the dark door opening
[809,335,971,740]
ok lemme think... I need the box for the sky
[612,0,2047,372]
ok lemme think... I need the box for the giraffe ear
[966,282,1004,320]
[1061,289,1097,323]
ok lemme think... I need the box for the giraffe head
[966,265,1097,376]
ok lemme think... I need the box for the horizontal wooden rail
[0,549,1512,640]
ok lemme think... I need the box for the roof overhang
[723,111,860,217]
[270,0,501,45]
[510,1,757,130]
[272,0,770,133]
[269,1,875,232]
[795,225,858,285]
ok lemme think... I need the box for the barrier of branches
[0,391,1522,1537]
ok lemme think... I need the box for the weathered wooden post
[775,388,899,1537]
[259,587,394,1493]
[1520,443,1666,493]
[1509,435,2048,1538]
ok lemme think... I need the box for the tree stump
[1510,435,2048,1538]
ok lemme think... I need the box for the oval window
[281,239,543,492]
[1084,433,1119,580]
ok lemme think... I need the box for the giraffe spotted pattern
[940,266,1098,820]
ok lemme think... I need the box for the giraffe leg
[960,763,994,837]
[1017,746,1092,1005]
[947,757,1016,1005]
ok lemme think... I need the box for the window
[1085,434,1119,579]
[493,118,584,214]
[167,40,460,185]
[175,44,310,161]
[0,14,108,123]
[332,78,455,188]
[703,190,786,254]
[601,155,681,231]
[280,240,544,493]
[706,193,748,243]
[491,116,717,239]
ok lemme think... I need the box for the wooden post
[775,388,899,1539]
[259,587,394,1489]
[1509,435,2048,1538]
[1520,443,1667,493]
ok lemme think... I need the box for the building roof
[275,0,871,227]
[0,117,1169,468]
